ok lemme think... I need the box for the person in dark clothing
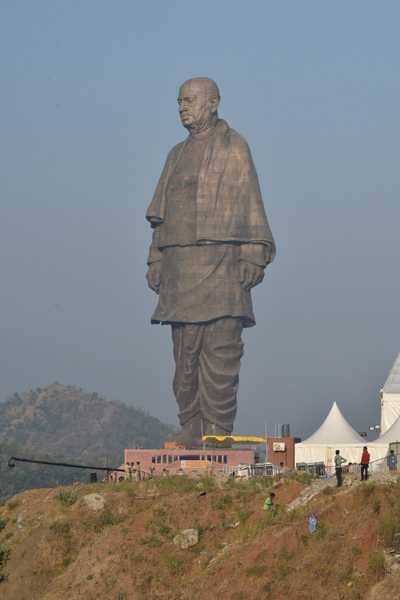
[387,449,398,472]
[334,450,346,487]
[360,446,370,481]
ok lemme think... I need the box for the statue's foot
[174,417,203,448]
[203,422,232,437]
[202,422,233,447]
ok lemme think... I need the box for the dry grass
[1,476,399,599]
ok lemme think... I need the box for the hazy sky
[1,1,399,440]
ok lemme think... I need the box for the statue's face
[178,81,218,132]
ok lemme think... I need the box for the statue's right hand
[146,262,162,294]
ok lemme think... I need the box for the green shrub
[315,522,328,540]
[246,564,268,577]
[368,550,386,578]
[300,534,309,546]
[231,593,247,600]
[377,514,400,546]
[196,476,216,493]
[0,544,11,566]
[93,509,124,533]
[0,518,7,531]
[238,508,252,523]
[57,489,78,507]
[290,471,314,485]
[239,511,277,541]
[151,475,215,495]
[6,499,19,511]
[351,545,362,557]
[249,477,274,490]
[50,520,71,537]
[164,555,184,574]
[158,524,172,537]
[213,494,233,510]
[372,499,381,514]
[0,544,11,583]
[153,506,167,519]
[277,546,294,562]
[139,534,163,548]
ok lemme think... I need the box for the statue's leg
[199,317,244,435]
[171,323,204,443]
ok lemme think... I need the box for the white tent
[295,402,366,469]
[368,412,400,464]
[380,353,400,434]
[375,413,400,445]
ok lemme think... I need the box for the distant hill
[0,383,175,499]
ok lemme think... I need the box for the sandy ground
[1,473,400,599]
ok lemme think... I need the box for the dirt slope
[1,474,400,599]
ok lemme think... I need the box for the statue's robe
[145,119,275,434]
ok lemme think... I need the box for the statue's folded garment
[146,119,276,327]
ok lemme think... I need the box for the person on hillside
[360,446,370,481]
[263,491,276,512]
[387,449,398,472]
[136,461,141,482]
[334,450,346,487]
[307,513,318,535]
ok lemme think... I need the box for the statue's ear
[209,96,220,114]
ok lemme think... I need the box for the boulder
[173,528,199,549]
[82,493,105,511]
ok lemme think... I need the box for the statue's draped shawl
[146,119,275,250]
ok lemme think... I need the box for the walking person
[360,446,370,481]
[334,450,346,487]
[387,449,398,472]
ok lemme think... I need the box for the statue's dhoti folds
[172,317,243,440]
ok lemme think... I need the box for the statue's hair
[180,77,220,100]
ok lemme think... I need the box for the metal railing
[298,452,400,478]
[7,455,125,474]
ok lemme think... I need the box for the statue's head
[178,77,220,133]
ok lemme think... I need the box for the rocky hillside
[0,383,175,499]
[0,473,400,599]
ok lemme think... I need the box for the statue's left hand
[146,261,162,294]
[239,261,265,290]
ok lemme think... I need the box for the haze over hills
[0,383,175,499]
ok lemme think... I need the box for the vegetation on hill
[0,441,87,501]
[0,474,400,599]
[0,383,175,500]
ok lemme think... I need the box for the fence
[297,451,400,479]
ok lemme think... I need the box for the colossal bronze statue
[146,77,275,446]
